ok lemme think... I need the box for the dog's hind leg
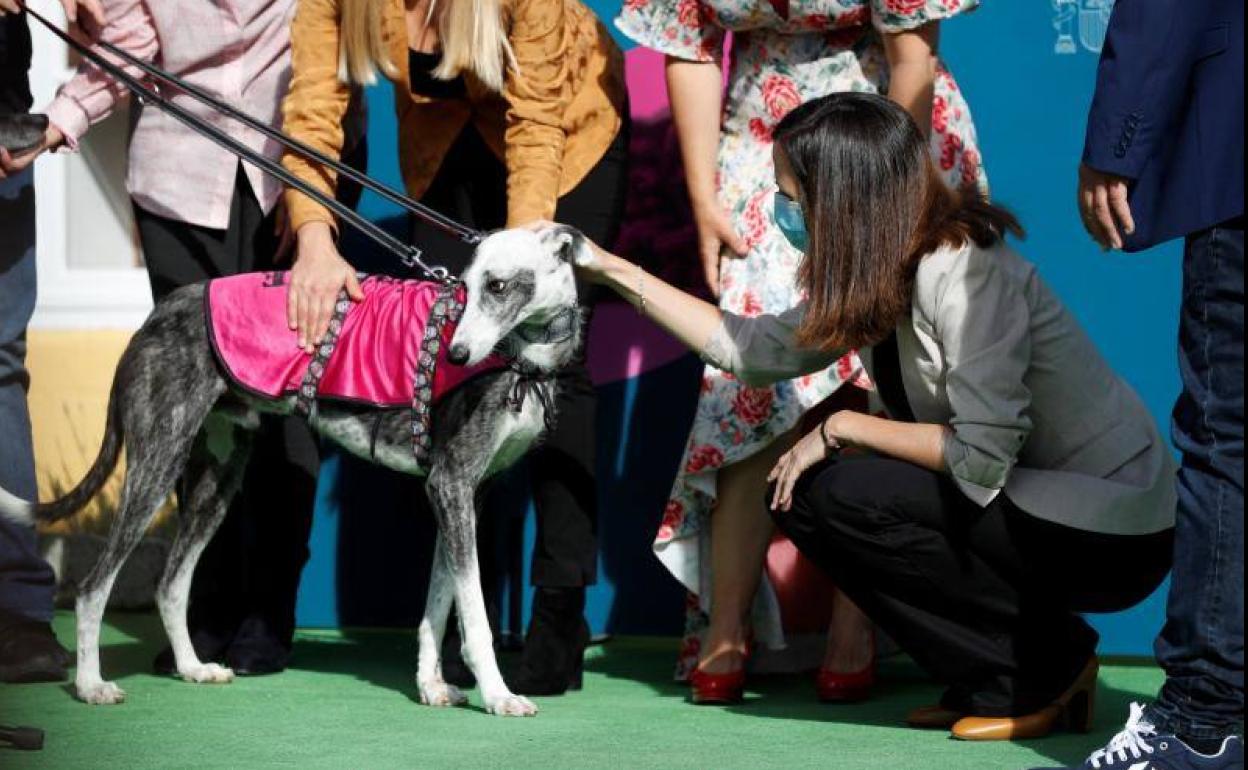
[156,415,252,686]
[71,282,228,704]
[75,444,190,705]
[416,535,468,707]
[425,470,537,717]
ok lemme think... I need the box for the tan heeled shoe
[951,657,1099,742]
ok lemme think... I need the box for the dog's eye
[486,279,509,296]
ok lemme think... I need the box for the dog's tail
[0,394,124,527]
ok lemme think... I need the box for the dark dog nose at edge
[447,344,470,365]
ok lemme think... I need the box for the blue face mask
[773,191,808,253]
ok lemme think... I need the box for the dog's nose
[447,344,470,365]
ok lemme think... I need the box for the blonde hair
[338,0,517,92]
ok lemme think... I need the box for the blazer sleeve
[281,0,352,233]
[503,0,573,227]
[703,304,843,387]
[931,248,1034,507]
[1082,0,1200,179]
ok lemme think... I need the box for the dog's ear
[545,225,595,268]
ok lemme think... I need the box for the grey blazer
[704,240,1176,536]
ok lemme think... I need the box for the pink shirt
[45,0,295,229]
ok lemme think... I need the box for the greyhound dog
[0,225,592,717]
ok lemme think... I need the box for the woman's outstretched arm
[569,235,840,384]
[581,241,726,361]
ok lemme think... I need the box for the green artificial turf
[0,611,1162,769]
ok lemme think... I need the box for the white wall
[27,0,152,331]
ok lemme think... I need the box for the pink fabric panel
[208,274,504,408]
[208,272,315,400]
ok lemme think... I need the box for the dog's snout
[447,343,470,366]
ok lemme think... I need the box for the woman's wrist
[823,411,860,448]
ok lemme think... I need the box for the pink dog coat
[206,272,506,461]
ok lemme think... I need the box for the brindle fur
[0,227,591,716]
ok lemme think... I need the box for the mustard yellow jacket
[282,0,626,231]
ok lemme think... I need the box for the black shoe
[0,622,69,683]
[508,587,589,697]
[224,615,291,676]
[152,625,235,676]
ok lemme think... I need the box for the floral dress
[616,0,988,679]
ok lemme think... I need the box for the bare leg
[698,433,794,675]
[822,589,874,673]
[416,535,467,707]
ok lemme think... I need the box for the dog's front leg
[415,535,467,707]
[425,469,537,717]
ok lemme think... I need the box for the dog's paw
[78,680,126,705]
[181,663,235,685]
[418,680,469,708]
[485,693,539,717]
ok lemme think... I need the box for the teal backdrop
[295,1,1181,657]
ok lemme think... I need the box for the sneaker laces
[1088,703,1158,768]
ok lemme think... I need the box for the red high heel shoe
[816,634,876,703]
[815,664,875,703]
[690,639,753,705]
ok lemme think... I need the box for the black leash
[25,7,481,282]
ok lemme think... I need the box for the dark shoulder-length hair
[773,92,1023,352]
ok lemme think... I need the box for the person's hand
[1078,163,1135,251]
[288,222,364,354]
[60,0,105,30]
[521,219,615,283]
[692,201,748,298]
[0,124,64,180]
[768,418,841,513]
[1,1,107,41]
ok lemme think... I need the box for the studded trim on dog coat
[205,271,506,463]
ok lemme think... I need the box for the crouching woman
[564,92,1176,740]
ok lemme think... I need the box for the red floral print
[761,74,802,121]
[732,386,775,426]
[686,444,725,473]
[931,94,949,135]
[884,0,927,14]
[740,190,770,249]
[741,289,764,317]
[658,500,685,541]
[676,0,702,28]
[748,117,773,143]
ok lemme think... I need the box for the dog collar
[512,307,580,346]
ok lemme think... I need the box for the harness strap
[410,285,461,465]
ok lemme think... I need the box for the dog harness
[205,272,508,464]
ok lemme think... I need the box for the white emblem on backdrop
[1052,0,1115,55]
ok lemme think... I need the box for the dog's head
[447,224,591,370]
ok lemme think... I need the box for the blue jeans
[1149,218,1245,740]
[0,168,55,627]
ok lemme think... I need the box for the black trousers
[133,167,320,646]
[775,455,1174,717]
[410,123,630,588]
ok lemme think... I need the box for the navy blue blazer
[1083,0,1244,251]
